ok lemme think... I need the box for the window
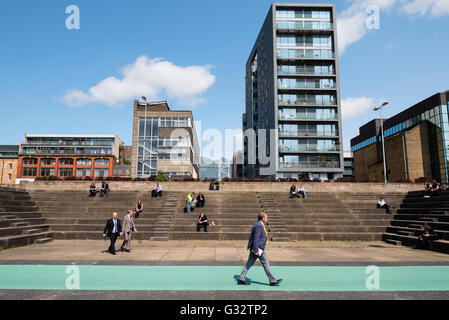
[40,158,56,166]
[40,168,55,177]
[59,168,73,177]
[94,168,109,177]
[77,158,92,166]
[8,173,11,181]
[76,168,91,177]
[22,158,38,165]
[94,158,110,166]
[22,167,37,177]
[9,163,12,170]
[59,158,73,166]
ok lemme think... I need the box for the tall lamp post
[141,96,148,178]
[374,101,389,184]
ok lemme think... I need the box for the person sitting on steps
[197,211,209,232]
[152,182,163,198]
[89,183,98,197]
[289,184,298,198]
[297,184,307,199]
[100,181,110,197]
[377,197,394,214]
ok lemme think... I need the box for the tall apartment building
[243,3,344,180]
[131,100,200,179]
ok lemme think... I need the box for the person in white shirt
[377,197,394,214]
[297,184,307,199]
[152,182,163,198]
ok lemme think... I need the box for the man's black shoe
[270,279,283,286]
[237,280,250,285]
[110,251,116,255]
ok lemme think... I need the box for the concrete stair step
[384,239,402,246]
[271,237,290,242]
[34,237,53,244]
[22,229,42,235]
[10,222,29,227]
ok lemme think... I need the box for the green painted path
[1,265,449,291]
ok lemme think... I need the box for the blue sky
[1,0,448,157]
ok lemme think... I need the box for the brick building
[18,135,122,179]
[351,90,449,182]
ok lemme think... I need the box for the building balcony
[278,83,337,90]
[278,114,338,121]
[279,146,340,153]
[279,161,340,169]
[279,130,339,138]
[276,22,334,32]
[277,69,335,76]
[278,99,337,106]
[277,50,335,60]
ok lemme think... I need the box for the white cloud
[341,96,376,119]
[337,0,449,54]
[399,0,449,17]
[337,0,397,54]
[62,56,216,107]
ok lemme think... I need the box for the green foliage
[156,170,167,182]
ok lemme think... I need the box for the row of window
[280,139,339,152]
[276,21,333,30]
[279,108,337,120]
[351,136,377,152]
[26,138,115,146]
[278,78,336,89]
[22,167,109,178]
[22,158,110,166]
[277,36,332,48]
[21,147,113,155]
[276,10,331,20]
[277,64,334,75]
[277,49,334,59]
[278,94,336,105]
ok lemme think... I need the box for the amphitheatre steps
[383,190,449,254]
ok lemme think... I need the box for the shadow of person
[232,275,270,286]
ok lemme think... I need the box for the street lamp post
[142,96,148,178]
[374,101,389,184]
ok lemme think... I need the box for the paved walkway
[1,240,449,264]
[2,241,449,300]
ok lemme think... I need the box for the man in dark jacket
[237,212,282,286]
[103,212,122,255]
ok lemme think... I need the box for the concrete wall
[12,180,422,193]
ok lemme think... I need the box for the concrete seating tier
[382,190,449,253]
[0,187,53,249]
[0,187,408,247]
[256,192,404,242]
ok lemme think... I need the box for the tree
[156,170,167,182]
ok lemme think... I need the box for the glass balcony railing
[279,130,338,137]
[276,22,334,31]
[278,113,338,121]
[277,68,335,76]
[278,82,337,89]
[277,50,335,59]
[279,145,340,152]
[279,161,340,168]
[278,99,337,106]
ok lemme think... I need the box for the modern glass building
[131,100,200,179]
[243,3,344,180]
[351,90,449,183]
[18,135,122,179]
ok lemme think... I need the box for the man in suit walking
[120,210,137,252]
[237,212,282,286]
[103,212,122,255]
